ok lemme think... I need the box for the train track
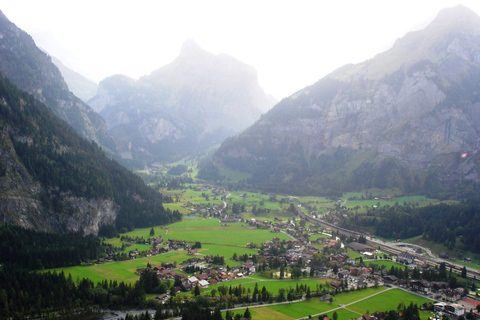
[297,208,480,280]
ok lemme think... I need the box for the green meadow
[164,218,290,246]
[204,277,331,295]
[365,260,410,270]
[51,250,188,285]
[104,218,290,249]
[257,287,385,319]
[58,218,291,285]
[348,288,433,317]
[240,287,433,320]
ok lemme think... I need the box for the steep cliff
[88,39,276,166]
[204,5,480,196]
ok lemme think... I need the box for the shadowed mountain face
[0,10,114,151]
[88,39,276,167]
[51,55,98,103]
[203,5,480,197]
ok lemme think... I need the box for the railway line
[297,208,480,280]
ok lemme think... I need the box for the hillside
[201,5,480,197]
[0,10,114,151]
[88,39,277,167]
[51,55,98,103]
[0,75,180,235]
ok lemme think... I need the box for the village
[100,213,480,320]
[95,183,480,319]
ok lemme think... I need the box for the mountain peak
[331,5,480,81]
[180,38,209,57]
[427,4,480,34]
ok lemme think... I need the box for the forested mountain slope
[0,76,180,235]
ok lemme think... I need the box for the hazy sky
[2,0,480,100]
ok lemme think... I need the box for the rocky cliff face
[0,117,117,235]
[206,5,480,195]
[0,194,117,236]
[89,40,276,166]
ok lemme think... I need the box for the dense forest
[0,224,103,269]
[339,202,480,253]
[0,75,181,232]
[0,264,146,319]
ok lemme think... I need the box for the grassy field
[59,218,293,285]
[104,218,290,249]
[341,192,448,213]
[164,218,290,247]
[268,298,338,319]
[365,260,410,270]
[50,250,189,285]
[348,288,432,318]
[241,287,433,320]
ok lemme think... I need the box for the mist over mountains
[201,5,480,198]
[88,39,277,167]
[0,10,114,151]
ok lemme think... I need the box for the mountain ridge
[201,5,480,197]
[0,10,114,151]
[331,5,480,82]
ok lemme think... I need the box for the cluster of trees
[383,302,420,320]
[184,265,204,273]
[192,241,202,249]
[385,263,475,290]
[340,203,480,253]
[230,203,245,214]
[211,255,225,265]
[180,300,251,320]
[232,253,257,263]
[167,164,189,176]
[0,224,102,269]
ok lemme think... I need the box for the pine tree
[194,284,200,296]
[244,307,252,320]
